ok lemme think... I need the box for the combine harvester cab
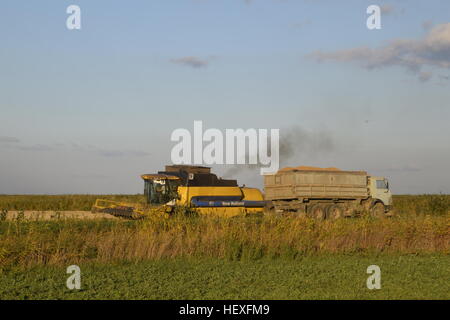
[144,165,265,217]
[93,165,265,219]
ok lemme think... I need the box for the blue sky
[1,0,449,194]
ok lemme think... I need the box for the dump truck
[264,166,393,218]
[92,165,265,218]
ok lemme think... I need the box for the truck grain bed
[264,169,369,200]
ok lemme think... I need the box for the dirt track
[4,211,117,220]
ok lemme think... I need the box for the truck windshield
[376,180,388,189]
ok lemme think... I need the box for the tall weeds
[393,194,449,216]
[0,214,448,270]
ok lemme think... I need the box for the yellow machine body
[177,186,265,217]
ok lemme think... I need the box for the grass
[1,255,448,299]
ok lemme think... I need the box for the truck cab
[368,176,393,211]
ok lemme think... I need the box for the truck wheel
[308,204,326,220]
[326,204,344,219]
[370,202,385,218]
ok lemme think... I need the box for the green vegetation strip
[1,255,448,299]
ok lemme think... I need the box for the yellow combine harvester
[92,165,265,219]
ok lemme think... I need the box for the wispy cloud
[15,144,55,152]
[378,165,422,173]
[291,20,311,30]
[71,173,110,179]
[418,71,432,82]
[170,56,210,69]
[380,4,399,15]
[422,20,433,31]
[95,149,150,158]
[71,144,151,158]
[0,136,20,143]
[1,140,151,158]
[307,23,450,82]
[379,4,405,16]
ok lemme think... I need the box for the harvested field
[1,194,448,216]
[3,211,115,221]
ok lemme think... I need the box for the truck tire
[308,204,326,220]
[326,204,344,219]
[370,202,386,218]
